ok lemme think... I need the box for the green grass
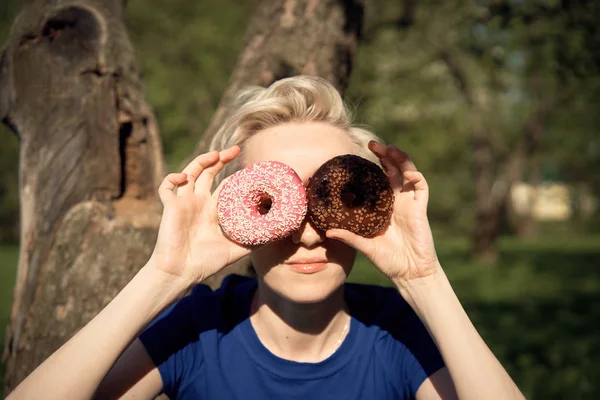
[0,245,18,398]
[1,237,599,399]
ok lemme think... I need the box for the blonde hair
[209,76,384,187]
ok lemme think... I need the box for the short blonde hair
[209,76,384,187]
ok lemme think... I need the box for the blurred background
[1,0,599,398]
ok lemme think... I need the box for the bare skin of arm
[7,147,250,400]
[7,264,184,400]
[407,269,524,400]
[94,338,162,399]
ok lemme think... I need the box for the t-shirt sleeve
[399,311,445,395]
[378,288,446,396]
[139,285,212,398]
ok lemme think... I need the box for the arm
[7,263,184,400]
[401,268,524,400]
[327,141,524,400]
[7,146,250,400]
[415,368,457,400]
[95,338,162,399]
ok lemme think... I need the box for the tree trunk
[436,47,503,262]
[436,47,551,262]
[470,74,555,260]
[192,0,365,158]
[471,126,503,263]
[507,112,544,238]
[1,0,364,393]
[0,0,166,392]
[193,0,365,287]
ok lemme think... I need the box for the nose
[291,217,325,247]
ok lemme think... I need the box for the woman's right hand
[148,146,251,288]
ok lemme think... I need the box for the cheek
[326,236,354,254]
[249,240,291,273]
[328,242,357,274]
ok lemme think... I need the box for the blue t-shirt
[140,274,444,399]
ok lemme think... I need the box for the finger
[403,171,429,203]
[220,145,241,162]
[369,141,404,193]
[368,140,387,158]
[178,151,220,196]
[369,141,417,173]
[379,157,404,194]
[195,146,241,194]
[158,173,187,204]
[325,228,371,253]
[388,146,417,173]
[211,173,232,200]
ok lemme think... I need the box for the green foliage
[125,0,255,169]
[346,0,600,237]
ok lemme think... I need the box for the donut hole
[258,197,273,215]
[341,190,357,205]
[340,183,364,207]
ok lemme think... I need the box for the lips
[284,258,328,274]
[285,257,328,265]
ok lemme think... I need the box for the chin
[262,264,349,304]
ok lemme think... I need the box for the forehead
[242,122,359,182]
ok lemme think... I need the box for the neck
[249,280,350,363]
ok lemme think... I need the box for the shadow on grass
[465,292,600,399]
[449,242,600,399]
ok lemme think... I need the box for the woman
[8,76,524,400]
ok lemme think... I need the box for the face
[243,122,359,304]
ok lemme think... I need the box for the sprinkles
[306,155,394,237]
[217,161,307,246]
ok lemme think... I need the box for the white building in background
[511,182,597,221]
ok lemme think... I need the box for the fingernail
[368,141,381,152]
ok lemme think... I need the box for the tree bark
[0,0,166,392]
[1,0,365,393]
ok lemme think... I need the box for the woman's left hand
[325,141,441,286]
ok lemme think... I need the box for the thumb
[326,228,371,252]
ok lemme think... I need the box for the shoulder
[345,281,431,345]
[345,282,445,393]
[345,282,413,330]
[184,273,256,332]
[138,274,255,397]
[140,274,255,359]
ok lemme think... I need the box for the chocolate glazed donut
[306,155,394,237]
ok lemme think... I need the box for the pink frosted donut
[217,161,307,246]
